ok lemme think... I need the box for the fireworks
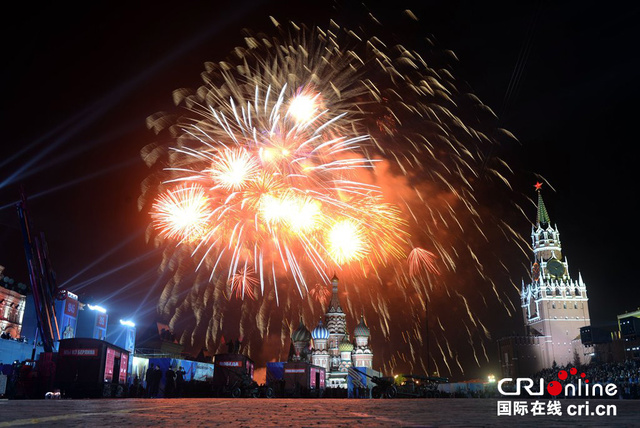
[208,148,259,191]
[227,267,258,301]
[147,60,408,294]
[408,247,440,277]
[326,219,368,265]
[309,282,331,302]
[150,184,211,243]
[141,15,521,378]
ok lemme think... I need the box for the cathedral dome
[338,339,353,353]
[354,317,370,338]
[292,319,311,343]
[311,320,330,341]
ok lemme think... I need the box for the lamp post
[426,292,430,377]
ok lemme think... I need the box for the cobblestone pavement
[0,398,639,427]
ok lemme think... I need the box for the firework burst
[150,184,211,243]
[147,71,408,296]
[309,282,331,302]
[141,14,523,378]
[227,267,258,301]
[408,247,440,277]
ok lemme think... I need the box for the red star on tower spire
[534,182,550,226]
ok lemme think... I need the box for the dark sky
[1,1,638,376]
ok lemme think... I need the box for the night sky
[1,1,638,378]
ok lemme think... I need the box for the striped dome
[291,319,311,343]
[311,320,330,340]
[354,317,370,338]
[338,339,354,353]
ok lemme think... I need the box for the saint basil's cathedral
[289,275,373,388]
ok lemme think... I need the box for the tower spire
[328,274,342,313]
[535,182,550,227]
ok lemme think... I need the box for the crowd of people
[0,332,27,342]
[0,360,40,399]
[1,359,216,399]
[127,364,188,398]
[5,352,640,400]
[532,360,640,399]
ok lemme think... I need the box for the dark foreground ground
[0,398,639,427]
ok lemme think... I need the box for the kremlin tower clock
[498,184,593,377]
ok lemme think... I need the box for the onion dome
[338,339,354,353]
[311,320,330,341]
[354,316,370,338]
[291,318,311,343]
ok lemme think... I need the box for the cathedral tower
[325,275,347,373]
[293,275,377,388]
[352,316,373,368]
[290,318,312,362]
[311,319,330,373]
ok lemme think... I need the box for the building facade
[0,267,28,339]
[290,275,373,388]
[498,186,592,377]
[0,286,26,339]
[618,310,640,361]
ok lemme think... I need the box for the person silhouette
[176,366,186,397]
[165,366,176,397]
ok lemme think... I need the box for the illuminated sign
[105,348,115,382]
[61,348,98,357]
[64,299,78,317]
[217,361,242,367]
[119,353,129,383]
[97,314,107,328]
[284,368,305,373]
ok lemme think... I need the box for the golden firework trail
[140,15,525,378]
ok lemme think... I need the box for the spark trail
[140,15,525,378]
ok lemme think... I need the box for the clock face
[547,259,565,278]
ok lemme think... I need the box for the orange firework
[287,89,323,125]
[309,282,331,302]
[227,267,258,300]
[326,218,368,265]
[209,148,259,191]
[259,192,322,234]
[408,247,440,277]
[142,19,521,380]
[148,78,408,295]
[150,184,211,243]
